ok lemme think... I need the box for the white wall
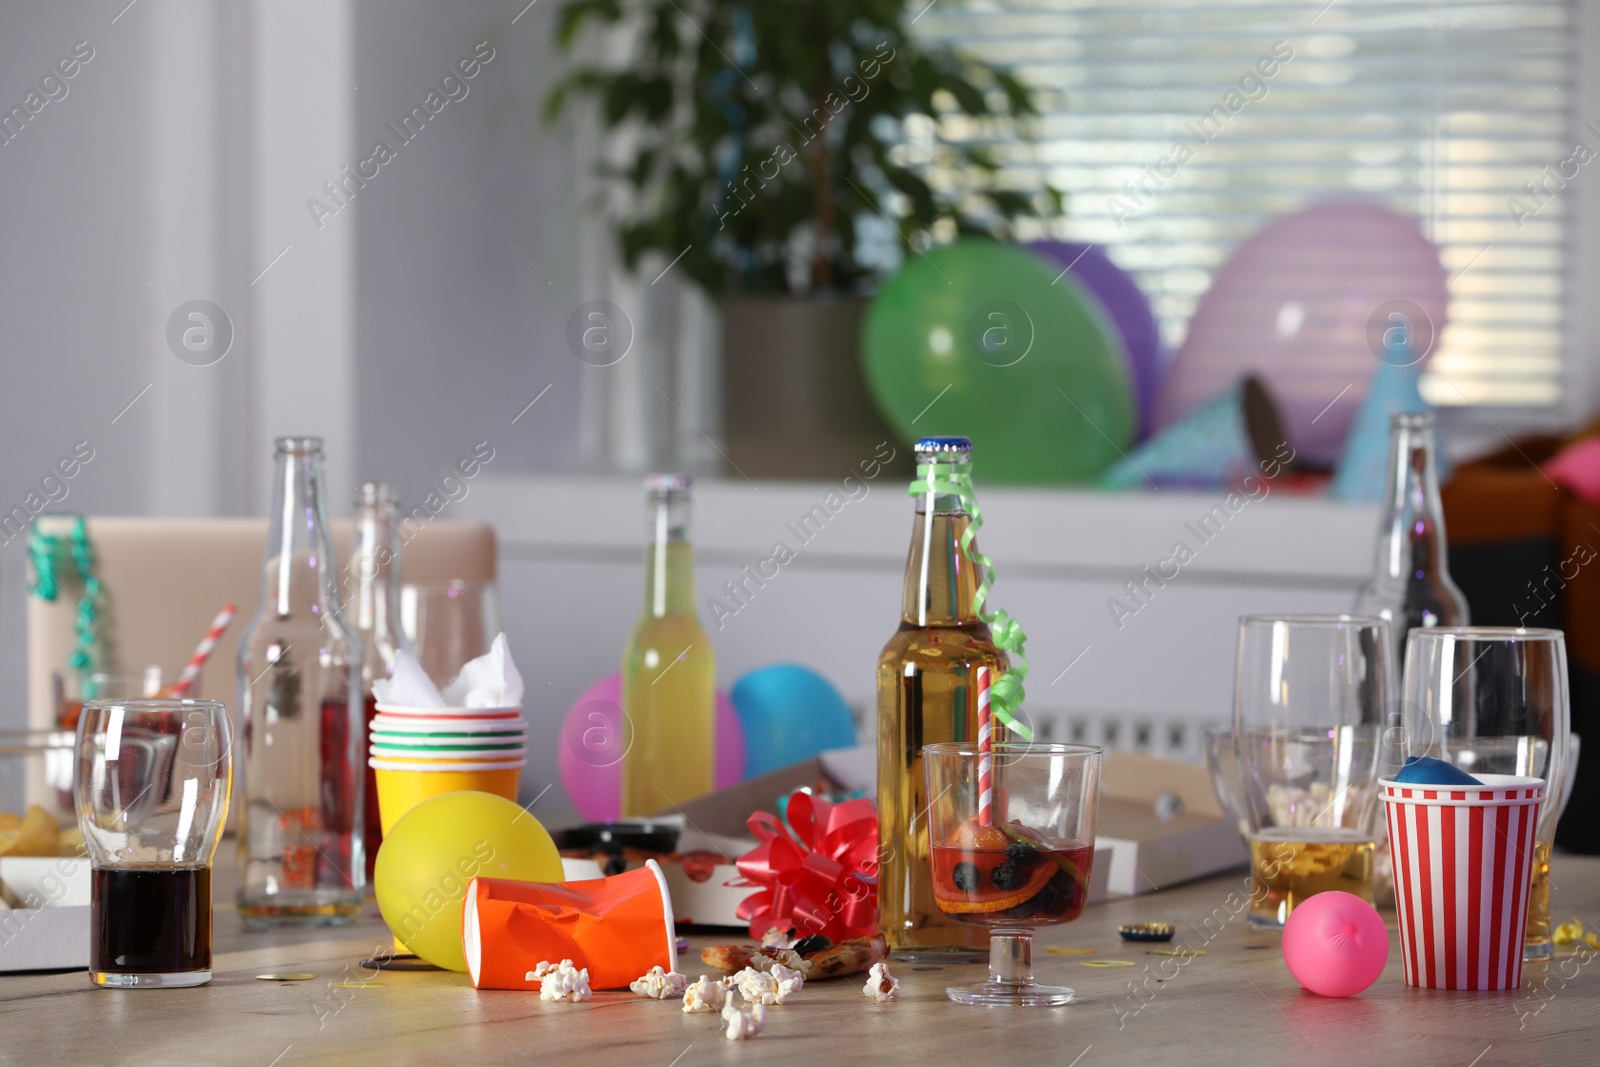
[349,0,589,492]
[0,0,587,729]
[0,3,159,725]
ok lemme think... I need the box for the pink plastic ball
[1281,891,1389,997]
[557,672,746,821]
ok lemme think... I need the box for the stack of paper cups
[1382,773,1545,991]
[370,704,527,835]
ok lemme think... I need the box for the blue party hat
[1329,338,1445,502]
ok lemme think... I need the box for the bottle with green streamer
[876,437,1032,961]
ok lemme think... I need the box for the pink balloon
[1282,891,1389,997]
[558,672,746,821]
[1156,201,1448,466]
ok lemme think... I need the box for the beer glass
[75,699,231,987]
[1234,615,1392,928]
[1401,627,1570,961]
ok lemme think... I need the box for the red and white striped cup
[1382,774,1545,991]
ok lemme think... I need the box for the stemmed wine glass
[922,742,1100,1006]
[1400,627,1571,961]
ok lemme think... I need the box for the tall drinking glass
[400,579,501,689]
[923,742,1100,1006]
[1234,615,1392,929]
[1400,627,1570,961]
[75,699,231,987]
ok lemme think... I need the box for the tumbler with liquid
[76,699,231,987]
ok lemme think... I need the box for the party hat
[1329,339,1443,502]
[1098,375,1287,490]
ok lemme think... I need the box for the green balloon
[862,240,1135,484]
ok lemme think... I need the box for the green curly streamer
[908,459,1033,741]
[28,516,101,678]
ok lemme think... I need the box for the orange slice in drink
[933,859,1055,913]
[947,817,1011,851]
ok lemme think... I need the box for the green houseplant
[547,0,1061,474]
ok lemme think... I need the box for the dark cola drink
[91,867,213,982]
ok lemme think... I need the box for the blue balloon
[730,665,858,777]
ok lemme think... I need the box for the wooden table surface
[3,852,1597,1066]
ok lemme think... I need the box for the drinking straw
[170,603,237,697]
[977,665,993,827]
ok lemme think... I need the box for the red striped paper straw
[977,666,993,827]
[170,602,237,697]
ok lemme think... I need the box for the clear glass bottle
[352,482,408,879]
[1353,412,1469,671]
[620,474,716,817]
[236,437,365,926]
[876,437,1004,960]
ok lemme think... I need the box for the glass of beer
[1234,615,1393,929]
[1400,627,1571,961]
[75,699,232,987]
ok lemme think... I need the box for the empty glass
[1234,614,1393,928]
[923,742,1100,1006]
[75,699,231,987]
[1400,627,1571,961]
[400,579,501,689]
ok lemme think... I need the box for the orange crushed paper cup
[463,861,676,991]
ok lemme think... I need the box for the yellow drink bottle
[621,474,716,817]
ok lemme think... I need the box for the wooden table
[4,854,1597,1066]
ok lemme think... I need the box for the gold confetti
[1552,919,1600,950]
[1153,948,1205,957]
[256,973,315,982]
[1045,948,1096,956]
[1080,960,1136,968]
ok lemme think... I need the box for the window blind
[913,0,1577,407]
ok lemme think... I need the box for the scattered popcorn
[531,959,592,1003]
[769,963,804,1003]
[732,964,801,1005]
[1553,919,1600,950]
[862,961,898,1003]
[682,974,735,1013]
[722,1000,767,1041]
[760,927,792,949]
[749,948,810,976]
[630,965,689,1000]
[733,967,776,1005]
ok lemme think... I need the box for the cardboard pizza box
[0,857,91,972]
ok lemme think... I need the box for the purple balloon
[1028,241,1165,439]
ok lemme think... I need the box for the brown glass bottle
[876,438,1006,960]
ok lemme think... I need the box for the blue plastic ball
[729,665,858,777]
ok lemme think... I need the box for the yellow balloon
[374,790,563,971]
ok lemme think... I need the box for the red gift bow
[735,792,878,943]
